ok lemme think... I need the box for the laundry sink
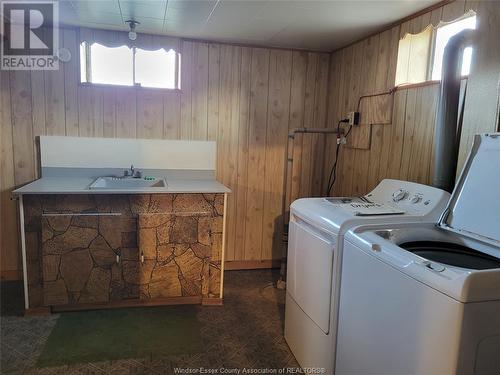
[89,176,167,190]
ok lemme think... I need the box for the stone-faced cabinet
[22,193,226,312]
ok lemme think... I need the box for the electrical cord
[345,124,353,138]
[325,88,396,196]
[326,119,353,196]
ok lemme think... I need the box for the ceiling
[58,0,441,51]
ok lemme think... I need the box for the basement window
[80,42,180,89]
[395,12,476,86]
[430,15,476,80]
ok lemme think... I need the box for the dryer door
[287,219,336,334]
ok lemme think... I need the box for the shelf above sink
[89,176,167,190]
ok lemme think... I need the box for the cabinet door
[136,213,209,299]
[41,213,138,306]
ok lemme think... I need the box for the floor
[0,270,298,374]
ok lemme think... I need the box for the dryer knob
[392,189,407,202]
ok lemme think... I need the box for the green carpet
[36,305,202,367]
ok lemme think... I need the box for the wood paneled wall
[0,29,330,276]
[2,0,499,278]
[324,0,499,197]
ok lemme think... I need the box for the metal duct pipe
[432,29,475,192]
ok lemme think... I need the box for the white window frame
[427,11,476,82]
[79,41,181,90]
[395,10,476,87]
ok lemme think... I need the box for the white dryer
[285,179,450,374]
[336,133,500,375]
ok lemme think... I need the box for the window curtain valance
[395,25,433,86]
[78,27,180,52]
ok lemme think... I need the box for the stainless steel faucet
[123,164,141,178]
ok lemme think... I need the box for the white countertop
[12,176,231,195]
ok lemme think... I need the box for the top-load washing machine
[285,179,450,374]
[335,133,500,375]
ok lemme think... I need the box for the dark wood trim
[224,259,281,270]
[0,270,22,281]
[202,297,223,306]
[50,296,202,312]
[179,36,329,53]
[24,307,51,316]
[333,0,456,53]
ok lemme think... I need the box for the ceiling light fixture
[125,20,140,41]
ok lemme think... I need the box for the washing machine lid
[438,133,500,248]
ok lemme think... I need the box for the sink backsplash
[39,136,217,177]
